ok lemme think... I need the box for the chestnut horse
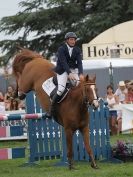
[12,49,99,169]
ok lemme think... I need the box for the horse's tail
[12,47,44,75]
[14,79,26,100]
[16,46,24,51]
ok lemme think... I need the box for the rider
[50,32,84,114]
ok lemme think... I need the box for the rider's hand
[68,73,76,81]
[79,74,84,81]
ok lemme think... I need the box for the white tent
[82,58,133,70]
[1,58,133,75]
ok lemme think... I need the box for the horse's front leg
[81,126,98,169]
[65,128,74,170]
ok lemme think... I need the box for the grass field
[0,134,133,177]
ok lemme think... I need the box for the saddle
[42,76,76,103]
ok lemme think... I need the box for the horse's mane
[12,48,44,75]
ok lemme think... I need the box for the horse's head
[82,75,99,109]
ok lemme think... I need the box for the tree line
[0,0,133,65]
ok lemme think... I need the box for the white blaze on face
[90,85,99,107]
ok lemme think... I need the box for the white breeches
[57,68,79,96]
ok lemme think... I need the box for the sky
[0,0,22,19]
[0,0,22,73]
[0,0,22,40]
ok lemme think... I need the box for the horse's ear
[85,74,89,81]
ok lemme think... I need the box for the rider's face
[66,38,76,47]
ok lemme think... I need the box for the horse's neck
[69,84,83,103]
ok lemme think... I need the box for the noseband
[82,82,97,107]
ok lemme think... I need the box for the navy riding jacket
[54,44,83,75]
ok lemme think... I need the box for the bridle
[82,82,98,107]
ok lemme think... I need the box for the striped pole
[0,113,46,121]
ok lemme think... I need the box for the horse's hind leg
[81,127,98,169]
[65,128,74,170]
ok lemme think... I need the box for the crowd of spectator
[0,85,25,112]
[0,80,133,135]
[105,80,133,135]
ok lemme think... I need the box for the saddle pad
[42,77,56,96]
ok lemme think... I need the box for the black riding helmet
[65,32,77,40]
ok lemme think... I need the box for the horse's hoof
[91,163,99,169]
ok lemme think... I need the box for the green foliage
[0,159,133,177]
[0,0,133,65]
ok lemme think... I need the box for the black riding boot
[49,93,60,116]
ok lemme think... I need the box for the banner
[122,105,133,133]
[113,104,133,133]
